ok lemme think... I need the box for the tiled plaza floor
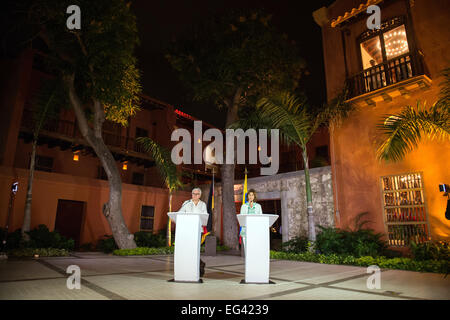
[0,252,449,300]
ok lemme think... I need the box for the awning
[331,0,383,28]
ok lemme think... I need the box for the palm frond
[377,101,450,162]
[256,91,312,148]
[136,137,183,191]
[437,66,450,109]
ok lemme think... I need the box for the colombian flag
[239,168,248,245]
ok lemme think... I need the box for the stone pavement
[0,252,449,300]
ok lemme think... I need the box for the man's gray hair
[192,187,202,195]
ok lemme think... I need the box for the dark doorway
[259,199,282,251]
[54,200,85,249]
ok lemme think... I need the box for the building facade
[0,48,194,247]
[314,0,449,248]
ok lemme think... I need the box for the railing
[20,111,148,154]
[347,52,425,98]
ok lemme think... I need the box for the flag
[239,168,248,245]
[202,181,214,244]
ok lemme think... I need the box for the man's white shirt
[178,199,207,214]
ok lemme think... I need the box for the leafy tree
[18,0,142,248]
[377,67,450,161]
[166,9,307,250]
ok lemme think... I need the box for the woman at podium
[239,189,262,244]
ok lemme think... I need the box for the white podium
[237,214,278,284]
[167,212,209,282]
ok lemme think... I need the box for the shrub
[281,236,309,253]
[0,228,24,251]
[134,231,166,248]
[113,246,174,256]
[315,214,387,258]
[1,225,74,251]
[96,235,118,253]
[410,240,449,261]
[270,251,449,274]
[8,248,70,257]
[26,225,74,250]
[79,242,94,252]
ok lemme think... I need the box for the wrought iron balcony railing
[346,51,426,98]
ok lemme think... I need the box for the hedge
[8,248,70,257]
[270,251,449,274]
[113,245,230,256]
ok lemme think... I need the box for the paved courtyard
[0,252,449,300]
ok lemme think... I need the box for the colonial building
[1,47,331,249]
[313,0,449,248]
[0,48,196,248]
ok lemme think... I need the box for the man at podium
[178,187,207,214]
[239,189,262,247]
[177,187,207,276]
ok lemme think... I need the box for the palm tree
[377,68,450,162]
[136,137,183,246]
[255,92,325,244]
[232,90,352,246]
[22,80,66,241]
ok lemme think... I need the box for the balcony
[19,113,155,167]
[346,52,432,107]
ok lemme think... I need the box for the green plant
[0,228,24,251]
[96,235,118,253]
[281,236,309,253]
[113,246,174,256]
[410,240,449,261]
[79,242,94,252]
[133,231,166,248]
[26,225,74,250]
[8,248,69,257]
[315,225,387,258]
[270,251,449,274]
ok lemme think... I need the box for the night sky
[131,0,335,128]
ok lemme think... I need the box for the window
[140,205,154,232]
[34,155,53,172]
[132,172,144,186]
[381,173,430,247]
[97,166,107,180]
[357,16,415,93]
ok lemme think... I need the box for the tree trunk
[221,162,238,250]
[302,147,316,246]
[220,88,242,251]
[21,139,37,241]
[66,76,136,249]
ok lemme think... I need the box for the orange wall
[322,0,450,242]
[0,166,191,245]
[332,84,450,241]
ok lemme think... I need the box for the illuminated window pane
[383,25,409,59]
[360,36,382,70]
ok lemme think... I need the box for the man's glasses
[192,193,200,195]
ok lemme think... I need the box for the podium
[167,212,209,282]
[237,214,278,284]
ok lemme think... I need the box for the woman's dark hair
[248,189,257,202]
